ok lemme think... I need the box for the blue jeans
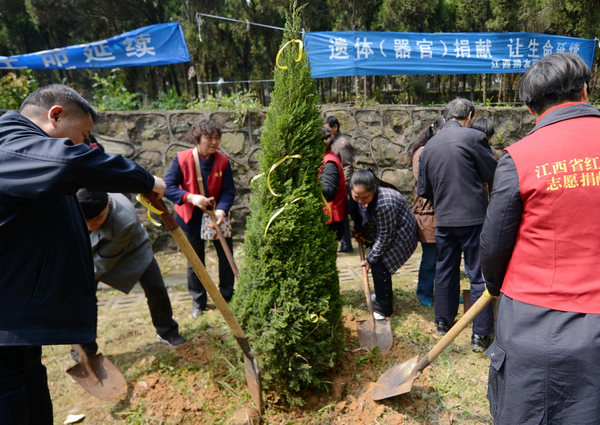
[417,242,437,304]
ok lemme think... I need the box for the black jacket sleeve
[480,152,523,295]
[320,161,339,202]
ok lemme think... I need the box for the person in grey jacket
[76,189,185,355]
[417,97,497,351]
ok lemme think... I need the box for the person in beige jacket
[411,117,445,306]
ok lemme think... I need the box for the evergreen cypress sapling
[231,3,344,403]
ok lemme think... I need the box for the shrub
[0,71,38,110]
[231,2,344,404]
[91,70,140,111]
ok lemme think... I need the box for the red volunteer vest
[320,151,349,223]
[174,149,229,224]
[503,113,600,313]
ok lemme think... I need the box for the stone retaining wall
[92,106,535,249]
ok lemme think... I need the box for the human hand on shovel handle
[139,192,261,414]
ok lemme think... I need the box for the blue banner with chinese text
[305,31,596,78]
[0,23,190,70]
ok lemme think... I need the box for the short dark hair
[76,188,108,220]
[443,97,474,121]
[519,52,591,115]
[19,84,98,121]
[471,117,495,138]
[188,119,221,144]
[325,115,340,130]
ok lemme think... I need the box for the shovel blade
[372,355,420,400]
[66,353,127,401]
[356,319,376,349]
[357,318,393,353]
[243,354,263,414]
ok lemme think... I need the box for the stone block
[221,132,247,155]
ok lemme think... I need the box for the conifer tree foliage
[231,2,344,402]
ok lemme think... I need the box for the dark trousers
[371,261,393,316]
[139,258,179,338]
[488,295,600,424]
[184,229,235,310]
[80,257,179,356]
[339,215,353,250]
[0,346,52,424]
[328,221,345,241]
[417,242,437,304]
[434,225,494,336]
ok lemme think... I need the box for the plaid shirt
[350,187,417,274]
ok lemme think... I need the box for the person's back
[502,114,600,311]
[481,52,600,425]
[417,97,497,351]
[419,121,496,227]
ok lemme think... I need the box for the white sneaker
[373,311,386,320]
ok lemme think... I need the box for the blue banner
[0,23,190,70]
[305,31,596,78]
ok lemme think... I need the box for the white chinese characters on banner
[0,23,190,70]
[84,41,116,63]
[123,34,156,57]
[322,34,583,72]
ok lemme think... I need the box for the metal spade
[356,241,392,353]
[66,344,127,400]
[372,290,495,401]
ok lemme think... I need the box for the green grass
[45,245,492,424]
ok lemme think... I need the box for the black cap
[76,189,108,219]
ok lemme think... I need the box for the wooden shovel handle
[416,290,495,373]
[206,210,239,277]
[142,193,246,339]
[358,241,376,321]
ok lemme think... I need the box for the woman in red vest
[164,119,236,319]
[320,128,349,240]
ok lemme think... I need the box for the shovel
[356,241,393,353]
[372,289,495,401]
[66,344,127,400]
[141,193,262,414]
[206,209,239,277]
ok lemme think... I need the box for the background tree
[0,0,598,107]
[231,2,343,403]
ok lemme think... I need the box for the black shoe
[157,332,186,347]
[436,320,451,335]
[191,308,203,319]
[337,241,353,252]
[471,334,493,352]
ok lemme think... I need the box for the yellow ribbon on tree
[264,196,304,237]
[276,39,304,70]
[267,154,302,197]
[135,194,163,227]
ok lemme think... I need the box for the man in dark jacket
[481,53,600,425]
[417,97,497,351]
[0,84,166,424]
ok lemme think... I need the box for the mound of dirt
[125,314,436,424]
